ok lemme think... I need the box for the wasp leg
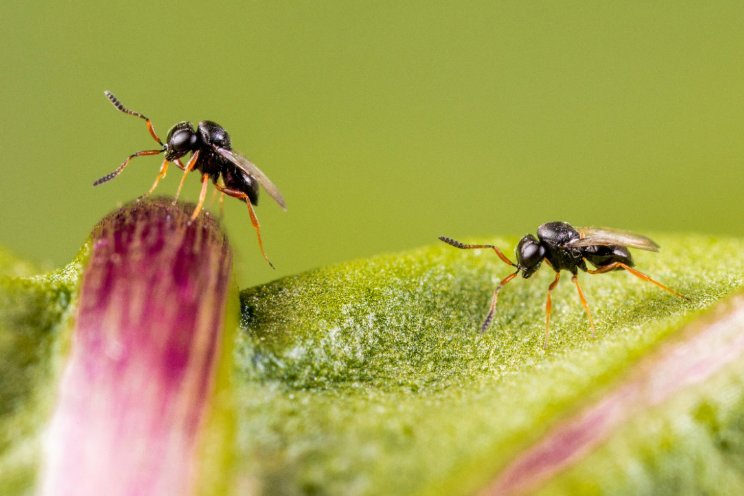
[104,91,164,146]
[209,177,227,218]
[438,237,517,268]
[93,149,163,186]
[147,159,172,195]
[174,150,200,202]
[209,183,220,205]
[189,173,210,221]
[544,271,561,348]
[481,271,519,332]
[588,262,685,299]
[214,184,274,269]
[244,200,272,267]
[571,274,595,337]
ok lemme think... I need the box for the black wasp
[440,221,685,346]
[94,91,286,267]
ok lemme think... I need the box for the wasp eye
[516,235,545,277]
[520,243,541,266]
[171,130,194,153]
[165,123,196,160]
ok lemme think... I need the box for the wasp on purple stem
[94,91,286,267]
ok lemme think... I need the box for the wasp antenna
[93,171,119,186]
[105,91,127,112]
[479,271,519,333]
[438,236,468,249]
[480,308,496,333]
[104,90,164,146]
[439,236,517,268]
[105,91,147,120]
[93,149,164,187]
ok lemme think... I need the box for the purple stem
[40,199,232,496]
[481,293,744,495]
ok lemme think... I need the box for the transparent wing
[567,226,660,252]
[214,146,287,210]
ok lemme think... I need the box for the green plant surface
[1,235,744,494]
[0,249,41,279]
[537,356,744,496]
[0,246,86,494]
[237,234,744,495]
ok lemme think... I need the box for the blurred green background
[1,1,742,286]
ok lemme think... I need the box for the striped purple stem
[40,199,233,496]
[482,293,744,495]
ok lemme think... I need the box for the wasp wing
[214,146,287,210]
[567,226,660,252]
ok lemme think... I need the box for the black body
[516,221,633,278]
[165,120,260,205]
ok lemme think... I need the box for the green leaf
[1,234,744,494]
[0,247,83,493]
[0,248,42,278]
[237,234,744,495]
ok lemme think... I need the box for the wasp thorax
[516,234,545,278]
[197,121,231,149]
[537,221,580,246]
[165,122,198,160]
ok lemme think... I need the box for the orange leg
[438,237,517,268]
[481,271,519,332]
[209,184,220,205]
[244,200,273,267]
[174,150,200,202]
[93,149,163,186]
[588,262,685,299]
[214,184,274,268]
[190,173,210,221]
[147,159,171,195]
[209,179,227,217]
[572,274,595,337]
[544,271,561,348]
